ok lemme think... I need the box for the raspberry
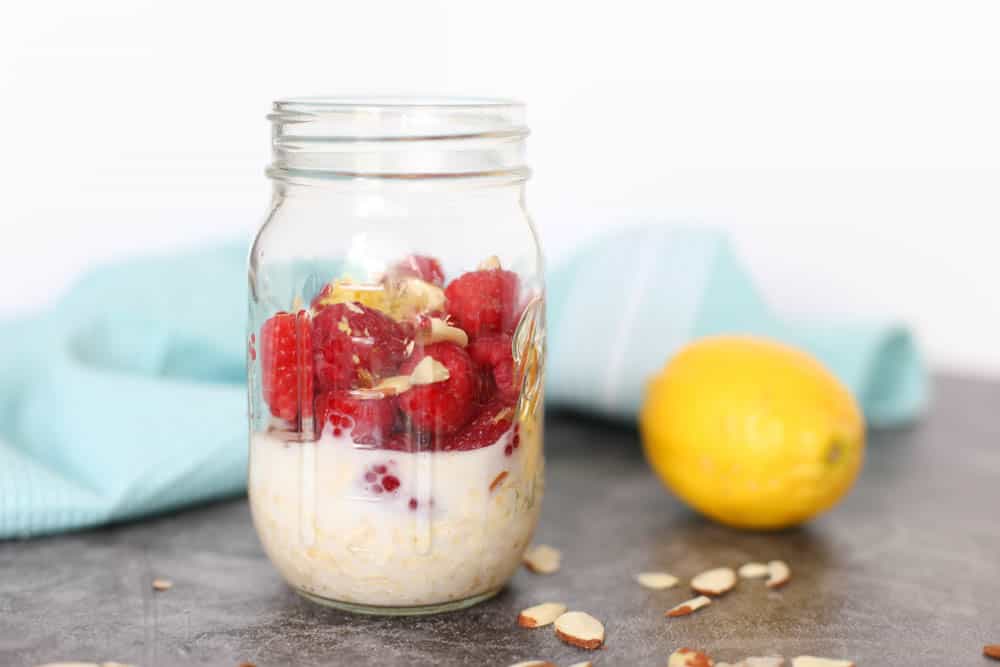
[311,302,409,392]
[468,333,518,404]
[444,269,520,338]
[314,390,397,444]
[260,310,314,424]
[441,401,515,451]
[398,342,478,435]
[388,254,445,287]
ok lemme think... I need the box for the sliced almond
[668,647,715,666]
[409,356,450,385]
[766,560,791,589]
[478,255,502,270]
[665,595,712,618]
[489,471,509,493]
[553,611,605,650]
[791,658,854,667]
[636,571,679,590]
[344,301,364,314]
[517,602,567,628]
[719,658,786,667]
[738,562,771,579]
[567,663,594,667]
[523,544,561,574]
[691,567,736,596]
[508,662,556,667]
[152,578,173,591]
[986,645,1000,660]
[395,277,446,316]
[416,317,469,347]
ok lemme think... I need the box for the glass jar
[247,97,545,615]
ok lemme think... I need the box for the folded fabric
[0,226,927,538]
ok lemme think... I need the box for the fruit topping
[260,310,314,423]
[398,343,478,435]
[314,390,397,443]
[311,302,408,392]
[387,254,446,286]
[441,401,515,451]
[444,266,520,338]
[468,333,517,403]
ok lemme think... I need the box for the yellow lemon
[639,335,865,530]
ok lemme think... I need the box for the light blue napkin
[0,226,927,538]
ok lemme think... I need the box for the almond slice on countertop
[152,578,173,591]
[691,567,737,596]
[766,560,791,589]
[668,647,715,666]
[665,595,712,618]
[567,662,594,667]
[985,645,1000,660]
[517,602,567,628]
[718,657,786,667]
[523,544,561,574]
[738,562,771,579]
[508,662,556,667]
[636,571,679,590]
[554,611,605,650]
[790,658,854,667]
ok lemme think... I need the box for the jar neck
[267,97,530,184]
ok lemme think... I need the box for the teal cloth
[0,226,927,538]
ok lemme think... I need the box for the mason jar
[247,97,545,614]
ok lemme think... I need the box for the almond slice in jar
[738,562,771,579]
[765,560,791,589]
[523,544,561,574]
[668,647,715,666]
[691,567,736,596]
[478,255,502,270]
[416,317,469,347]
[637,571,680,590]
[665,595,712,618]
[517,602,567,628]
[554,611,605,650]
[790,658,854,667]
[490,471,509,493]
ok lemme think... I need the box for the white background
[2,0,999,376]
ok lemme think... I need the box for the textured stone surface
[2,375,999,666]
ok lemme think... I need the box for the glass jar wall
[247,97,545,614]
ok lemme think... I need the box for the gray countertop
[2,375,999,666]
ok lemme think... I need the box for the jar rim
[273,95,523,111]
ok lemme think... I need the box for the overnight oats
[247,97,544,614]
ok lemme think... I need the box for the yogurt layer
[249,422,543,607]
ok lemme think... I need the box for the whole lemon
[640,336,865,530]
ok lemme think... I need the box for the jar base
[294,587,502,616]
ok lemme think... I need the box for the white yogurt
[249,421,543,608]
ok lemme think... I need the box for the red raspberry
[314,390,397,444]
[311,302,409,392]
[387,254,446,286]
[441,401,516,451]
[444,269,520,339]
[468,334,518,404]
[398,342,477,436]
[260,310,314,424]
